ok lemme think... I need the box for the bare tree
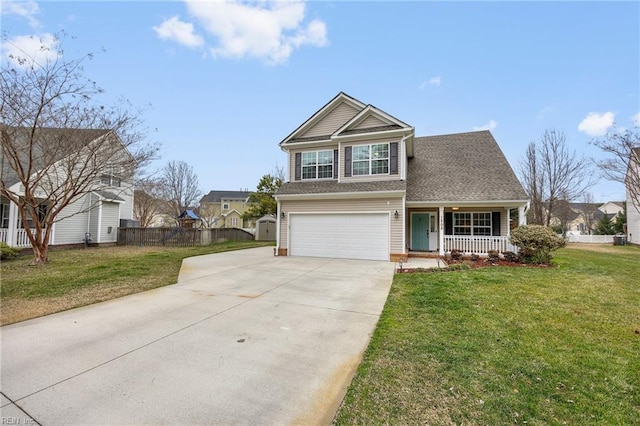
[196,203,219,228]
[592,126,640,214]
[581,192,597,234]
[519,129,596,226]
[0,34,158,263]
[520,142,545,224]
[133,177,163,227]
[159,160,200,222]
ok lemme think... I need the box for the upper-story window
[222,203,229,210]
[302,150,333,179]
[353,143,389,176]
[100,174,121,187]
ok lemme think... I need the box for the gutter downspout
[400,133,411,181]
[275,199,281,256]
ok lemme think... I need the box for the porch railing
[0,228,48,248]
[444,235,519,255]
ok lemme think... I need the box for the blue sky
[2,0,638,202]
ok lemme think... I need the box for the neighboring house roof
[278,180,406,196]
[406,131,528,202]
[1,127,108,188]
[200,190,250,203]
[178,210,200,220]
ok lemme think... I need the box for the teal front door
[412,213,429,251]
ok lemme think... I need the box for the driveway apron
[0,247,394,425]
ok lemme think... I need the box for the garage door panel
[289,214,389,261]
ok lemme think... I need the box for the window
[302,150,333,180]
[222,203,229,210]
[18,204,47,229]
[230,217,238,227]
[100,174,121,187]
[453,212,492,236]
[352,143,389,176]
[0,201,9,228]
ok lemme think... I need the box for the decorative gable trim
[334,104,413,137]
[280,92,365,146]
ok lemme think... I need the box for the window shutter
[445,212,453,235]
[294,153,301,181]
[345,146,352,177]
[390,142,399,175]
[492,212,501,236]
[333,149,338,179]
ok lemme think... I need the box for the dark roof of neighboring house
[277,180,406,195]
[1,127,108,188]
[406,131,528,202]
[200,190,250,203]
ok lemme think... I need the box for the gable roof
[279,92,413,146]
[1,127,109,188]
[200,190,250,203]
[178,209,200,220]
[406,131,528,202]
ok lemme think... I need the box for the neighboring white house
[0,127,134,248]
[627,147,640,245]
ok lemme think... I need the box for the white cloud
[1,33,60,68]
[419,76,441,90]
[632,112,640,126]
[181,0,328,65]
[577,112,615,136]
[153,16,204,48]
[1,0,41,28]
[472,120,497,131]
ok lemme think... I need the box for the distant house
[548,201,624,235]
[199,190,253,228]
[0,127,134,248]
[627,147,640,245]
[274,92,529,261]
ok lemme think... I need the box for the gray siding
[280,198,404,254]
[100,202,120,243]
[354,115,387,130]
[53,194,91,244]
[300,102,359,138]
[627,198,640,245]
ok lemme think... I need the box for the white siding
[627,199,640,245]
[89,194,100,242]
[280,198,404,256]
[100,201,120,243]
[52,194,91,245]
[287,145,338,182]
[301,102,360,138]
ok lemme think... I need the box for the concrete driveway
[0,247,394,425]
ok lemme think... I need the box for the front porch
[0,228,49,248]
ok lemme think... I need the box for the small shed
[255,215,276,241]
[178,210,201,228]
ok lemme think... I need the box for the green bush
[1,242,20,261]
[509,225,566,264]
[502,251,520,262]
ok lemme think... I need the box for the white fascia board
[276,190,406,201]
[406,199,530,208]
[332,128,413,143]
[91,192,126,204]
[280,139,336,151]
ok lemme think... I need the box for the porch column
[438,206,445,256]
[518,206,526,226]
[7,201,18,247]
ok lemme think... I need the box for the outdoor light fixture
[452,207,459,211]
[281,211,285,219]
[394,210,399,219]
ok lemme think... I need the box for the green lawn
[0,241,273,325]
[334,245,640,425]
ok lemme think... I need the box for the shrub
[470,253,480,261]
[1,242,20,261]
[502,251,520,263]
[487,250,500,262]
[450,249,462,260]
[509,225,566,264]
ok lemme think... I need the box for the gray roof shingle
[200,190,250,203]
[406,131,528,202]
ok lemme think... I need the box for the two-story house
[627,147,640,245]
[1,127,134,248]
[274,92,529,261]
[199,190,253,228]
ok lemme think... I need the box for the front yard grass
[0,241,272,325]
[334,244,640,425]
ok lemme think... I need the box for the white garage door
[289,213,389,261]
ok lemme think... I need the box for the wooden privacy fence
[118,227,255,247]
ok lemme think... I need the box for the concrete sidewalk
[1,247,394,425]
